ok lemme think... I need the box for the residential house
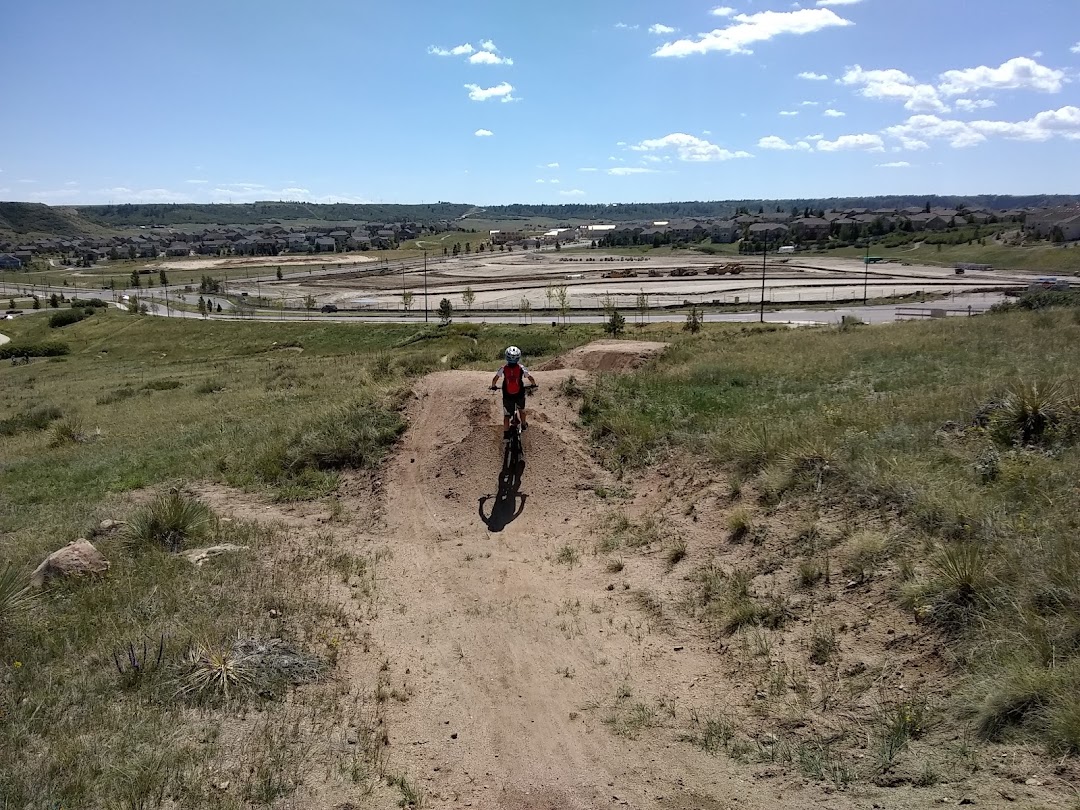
[0,253,22,269]
[14,251,34,265]
[314,237,337,252]
[791,217,831,239]
[709,220,739,243]
[328,230,350,249]
[165,242,192,257]
[748,223,790,237]
[908,214,948,231]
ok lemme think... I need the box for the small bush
[0,564,37,629]
[49,309,87,328]
[282,399,406,476]
[556,544,580,566]
[96,385,139,405]
[727,509,753,543]
[990,380,1073,447]
[69,297,108,309]
[666,540,688,567]
[0,341,69,360]
[124,491,213,553]
[49,415,89,446]
[0,404,62,437]
[195,379,226,394]
[143,379,183,391]
[842,530,888,581]
[808,624,837,665]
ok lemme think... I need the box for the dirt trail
[351,349,781,809]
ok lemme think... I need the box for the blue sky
[2,0,1078,205]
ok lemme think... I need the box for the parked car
[320,304,339,313]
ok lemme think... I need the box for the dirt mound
[536,339,667,373]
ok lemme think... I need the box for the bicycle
[489,383,537,490]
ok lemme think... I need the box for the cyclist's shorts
[502,390,526,417]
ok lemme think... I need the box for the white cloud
[649,23,677,35]
[805,133,824,140]
[464,82,516,102]
[955,98,997,112]
[886,107,1080,149]
[469,50,513,65]
[758,135,812,150]
[840,65,948,113]
[938,57,1065,95]
[800,100,820,106]
[64,180,78,185]
[185,179,208,184]
[653,9,852,58]
[823,108,846,117]
[816,0,861,5]
[1072,42,1080,54]
[535,179,546,184]
[798,71,829,80]
[28,188,81,200]
[546,162,560,168]
[780,110,799,116]
[429,43,475,56]
[629,132,753,161]
[474,129,494,137]
[281,187,311,196]
[608,167,659,175]
[816,133,885,151]
[711,6,736,16]
[876,161,911,168]
[560,189,587,196]
[480,39,497,52]
[579,167,598,172]
[614,22,639,29]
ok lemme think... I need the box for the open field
[3,295,1080,808]
[241,249,1034,313]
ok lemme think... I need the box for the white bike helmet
[505,345,522,364]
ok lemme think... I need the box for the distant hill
[476,195,1080,222]
[4,195,1079,238]
[73,202,474,228]
[0,203,98,237]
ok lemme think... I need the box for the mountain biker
[491,346,537,439]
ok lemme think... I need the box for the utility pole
[759,237,767,323]
[423,251,429,323]
[863,241,870,304]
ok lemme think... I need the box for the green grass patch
[579,307,1080,749]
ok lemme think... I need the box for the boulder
[181,544,247,568]
[31,539,110,587]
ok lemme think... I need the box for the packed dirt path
[359,367,763,810]
[351,341,876,810]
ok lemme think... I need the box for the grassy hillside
[0,202,101,237]
[581,294,1080,755]
[820,241,1080,274]
[0,312,628,808]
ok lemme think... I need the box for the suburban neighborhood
[2,202,1078,271]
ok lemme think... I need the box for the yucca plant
[991,380,1069,446]
[176,639,254,701]
[124,491,213,553]
[0,564,37,629]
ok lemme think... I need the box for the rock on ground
[31,539,110,587]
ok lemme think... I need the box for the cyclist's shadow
[478,450,527,532]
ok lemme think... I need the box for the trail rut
[352,369,776,809]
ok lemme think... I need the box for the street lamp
[759,236,767,323]
[423,251,429,323]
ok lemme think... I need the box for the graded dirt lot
[266,251,1028,314]
[190,340,1072,809]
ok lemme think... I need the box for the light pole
[759,236,767,323]
[423,251,429,323]
[863,241,870,304]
